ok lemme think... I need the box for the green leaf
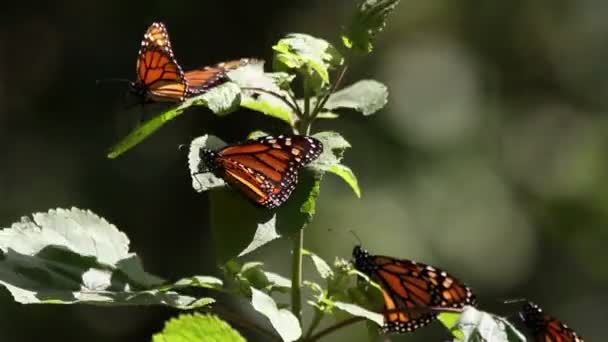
[107,82,241,159]
[229,60,296,124]
[152,313,245,342]
[0,208,217,309]
[439,307,526,342]
[316,111,340,119]
[223,261,290,296]
[342,0,401,53]
[310,131,361,198]
[328,164,361,198]
[324,80,388,116]
[273,33,343,93]
[332,301,383,326]
[302,249,333,279]
[250,287,301,342]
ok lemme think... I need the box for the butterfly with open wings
[353,245,477,333]
[195,135,323,209]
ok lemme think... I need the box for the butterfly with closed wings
[353,245,477,333]
[520,301,584,342]
[196,135,323,209]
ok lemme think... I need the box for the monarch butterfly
[520,301,584,342]
[196,135,323,209]
[352,245,477,333]
[129,22,188,102]
[129,22,253,103]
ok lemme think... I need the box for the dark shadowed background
[0,0,606,341]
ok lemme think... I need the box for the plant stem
[241,87,302,118]
[311,64,349,119]
[303,77,311,119]
[305,317,365,342]
[291,227,304,323]
[303,308,324,339]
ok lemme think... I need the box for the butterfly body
[520,302,583,342]
[199,135,323,209]
[353,245,476,333]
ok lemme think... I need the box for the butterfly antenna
[349,230,363,245]
[503,298,528,305]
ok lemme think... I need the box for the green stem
[303,308,324,339]
[303,77,311,118]
[291,228,304,323]
[311,64,349,119]
[241,87,302,118]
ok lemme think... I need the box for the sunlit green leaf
[342,0,401,53]
[0,208,217,309]
[303,249,333,279]
[152,313,245,342]
[107,82,241,159]
[251,287,301,342]
[316,111,340,119]
[273,33,343,93]
[324,80,388,115]
[332,301,383,326]
[328,164,361,197]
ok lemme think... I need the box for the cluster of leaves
[0,0,532,341]
[0,208,527,341]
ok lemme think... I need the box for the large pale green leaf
[342,0,401,53]
[273,34,343,93]
[324,80,388,116]
[251,287,301,342]
[439,307,526,342]
[152,313,245,342]
[0,208,219,309]
[107,82,241,159]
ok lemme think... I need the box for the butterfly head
[352,245,377,273]
[198,149,219,173]
[520,301,545,329]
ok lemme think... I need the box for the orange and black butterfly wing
[200,135,323,209]
[185,58,258,95]
[131,22,187,102]
[353,246,477,333]
[521,302,584,342]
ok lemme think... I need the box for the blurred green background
[0,0,606,341]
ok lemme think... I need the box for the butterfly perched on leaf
[194,135,323,209]
[519,301,584,342]
[352,245,477,333]
[129,22,255,103]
